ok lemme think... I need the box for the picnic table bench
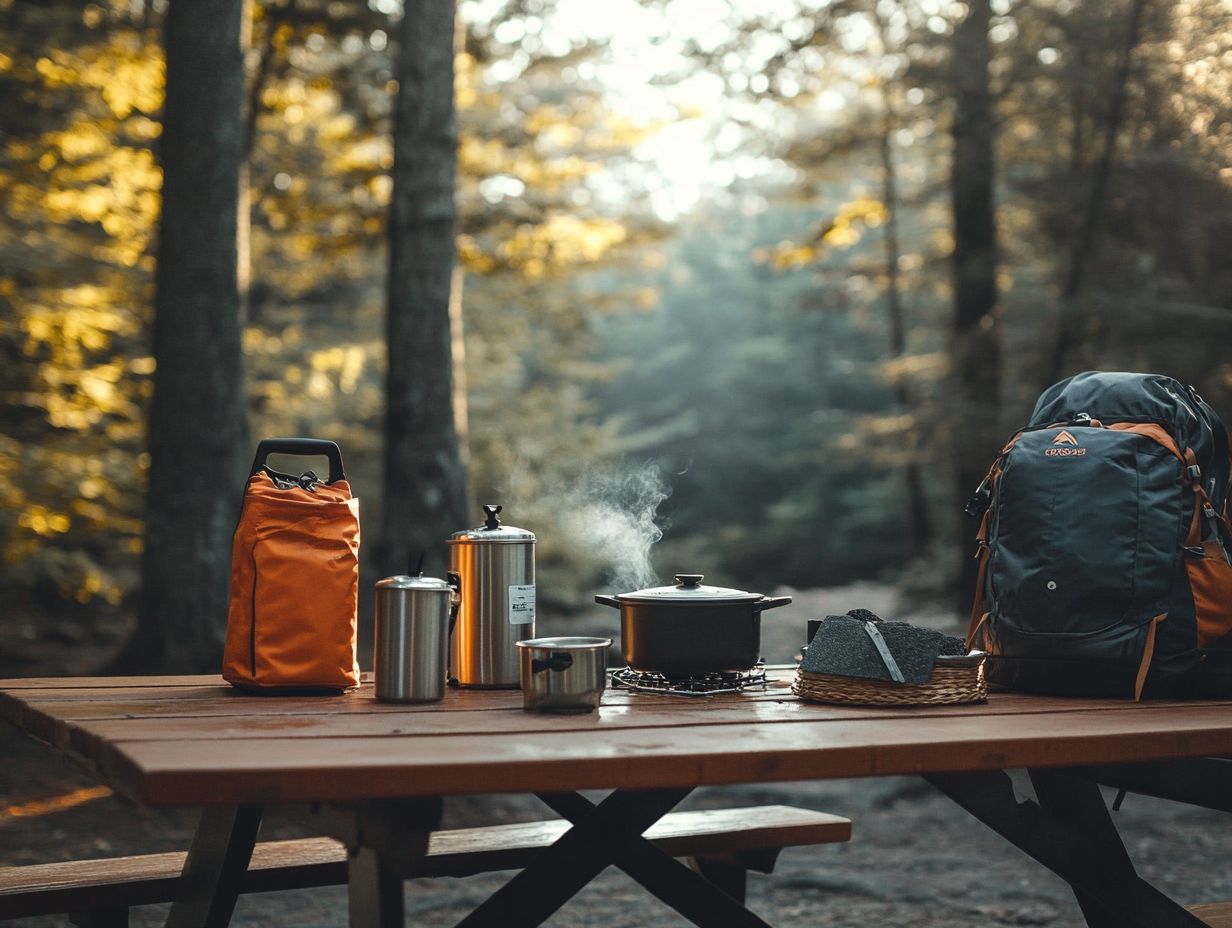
[0,804,850,925]
[4,668,1232,927]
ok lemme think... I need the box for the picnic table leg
[1028,768,1133,928]
[453,788,716,928]
[307,797,442,928]
[347,845,404,928]
[924,769,1206,928]
[691,856,749,903]
[537,791,773,927]
[164,803,263,928]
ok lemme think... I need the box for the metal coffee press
[373,572,458,703]
[447,504,536,688]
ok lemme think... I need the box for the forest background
[4,0,1232,674]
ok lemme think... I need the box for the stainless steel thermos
[447,504,536,688]
[373,574,457,702]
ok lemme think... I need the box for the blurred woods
[3,0,1232,672]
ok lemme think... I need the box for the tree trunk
[878,87,933,553]
[1045,0,1148,385]
[381,0,470,580]
[951,0,1001,607]
[121,0,251,673]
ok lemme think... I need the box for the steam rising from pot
[562,462,670,592]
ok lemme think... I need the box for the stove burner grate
[610,663,766,697]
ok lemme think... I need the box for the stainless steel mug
[373,574,457,702]
[447,504,536,688]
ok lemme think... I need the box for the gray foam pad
[802,614,964,684]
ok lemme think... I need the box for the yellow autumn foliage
[497,216,627,277]
[18,505,72,537]
[37,33,163,118]
[762,196,892,271]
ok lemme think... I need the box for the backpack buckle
[1187,464,1202,481]
[964,479,991,519]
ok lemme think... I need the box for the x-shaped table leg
[453,788,773,928]
[925,768,1206,928]
[164,803,264,928]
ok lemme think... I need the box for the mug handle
[532,653,574,674]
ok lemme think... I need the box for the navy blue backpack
[966,372,1232,699]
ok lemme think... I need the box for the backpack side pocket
[1186,542,1232,649]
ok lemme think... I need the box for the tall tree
[117,0,251,671]
[126,0,251,670]
[381,0,469,579]
[951,0,1001,605]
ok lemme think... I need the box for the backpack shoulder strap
[964,431,1027,647]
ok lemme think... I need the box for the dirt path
[4,586,1232,926]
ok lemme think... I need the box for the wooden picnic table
[3,666,1232,927]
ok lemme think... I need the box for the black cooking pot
[595,574,792,676]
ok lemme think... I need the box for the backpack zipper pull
[1071,412,1103,428]
[964,477,992,519]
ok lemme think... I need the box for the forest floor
[4,583,1232,927]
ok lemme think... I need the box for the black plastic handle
[532,653,573,674]
[250,438,345,483]
[446,571,462,637]
[754,595,793,613]
[594,594,621,609]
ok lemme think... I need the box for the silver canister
[373,574,457,703]
[517,637,612,713]
[447,504,535,688]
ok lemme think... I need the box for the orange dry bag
[223,439,360,692]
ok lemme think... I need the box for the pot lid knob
[674,574,704,589]
[482,504,503,530]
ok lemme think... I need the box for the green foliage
[588,205,912,589]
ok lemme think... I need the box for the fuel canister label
[508,585,536,624]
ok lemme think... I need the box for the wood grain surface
[3,670,1231,806]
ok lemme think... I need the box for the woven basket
[792,652,987,706]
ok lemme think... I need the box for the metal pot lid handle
[448,503,536,542]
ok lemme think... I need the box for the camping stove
[610,663,766,697]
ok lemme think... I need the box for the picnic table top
[3,668,1232,806]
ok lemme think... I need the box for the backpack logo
[1045,430,1086,457]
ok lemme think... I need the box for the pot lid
[376,573,453,591]
[516,636,613,650]
[447,504,536,544]
[614,574,762,604]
